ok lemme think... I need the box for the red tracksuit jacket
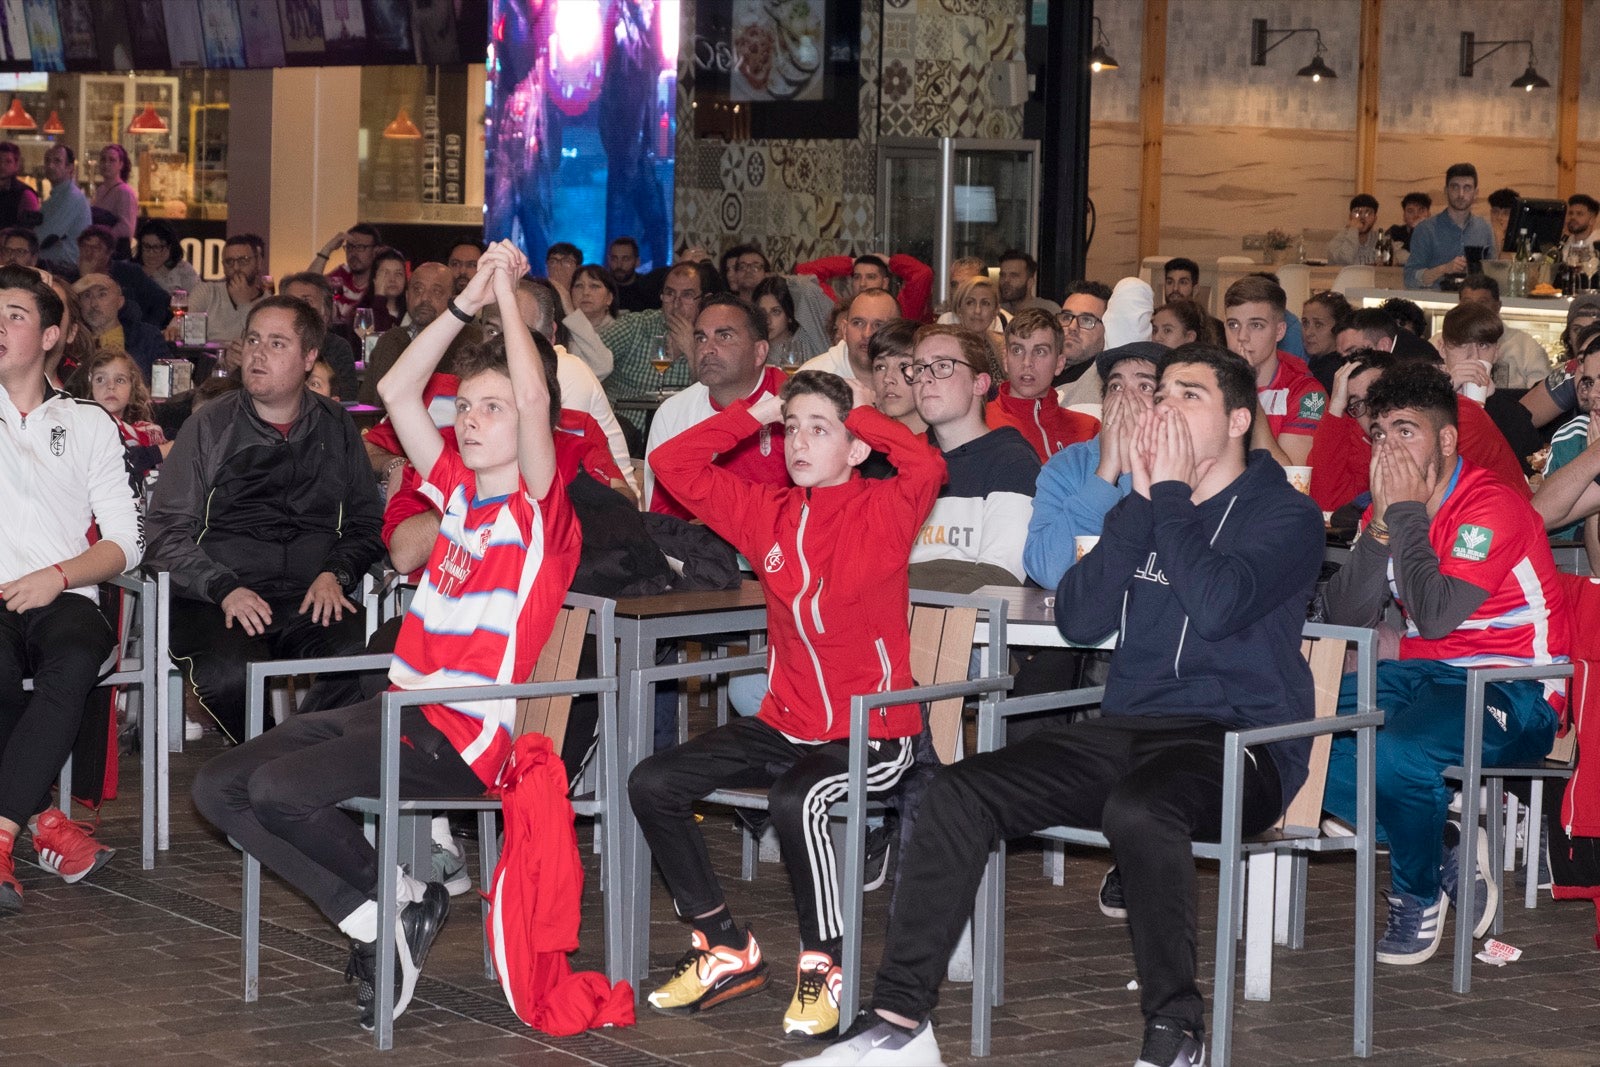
[650,401,947,742]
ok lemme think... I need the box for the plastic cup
[1284,466,1312,494]
[1074,535,1100,562]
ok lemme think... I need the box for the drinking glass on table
[352,308,374,363]
[650,335,674,397]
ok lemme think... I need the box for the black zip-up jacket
[1057,451,1324,807]
[146,388,384,604]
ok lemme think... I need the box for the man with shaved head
[359,262,482,407]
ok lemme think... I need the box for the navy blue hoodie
[1057,450,1324,806]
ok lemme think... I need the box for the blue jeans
[1323,658,1557,901]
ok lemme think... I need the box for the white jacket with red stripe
[650,402,947,742]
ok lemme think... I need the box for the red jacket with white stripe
[650,402,947,742]
[984,383,1100,462]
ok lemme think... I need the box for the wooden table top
[613,579,767,618]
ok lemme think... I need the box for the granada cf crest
[49,425,65,456]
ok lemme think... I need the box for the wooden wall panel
[1371,132,1559,210]
[1087,121,1142,287]
[1157,125,1356,268]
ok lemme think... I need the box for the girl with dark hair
[356,247,409,333]
[753,274,801,367]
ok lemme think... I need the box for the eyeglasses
[905,357,977,384]
[731,259,765,273]
[139,241,168,252]
[222,256,255,268]
[1346,396,1369,418]
[1058,311,1103,330]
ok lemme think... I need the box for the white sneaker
[786,1013,943,1066]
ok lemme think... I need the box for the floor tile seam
[30,857,678,1067]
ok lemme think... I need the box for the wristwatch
[330,566,354,591]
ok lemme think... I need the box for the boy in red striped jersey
[631,369,946,1039]
[192,240,580,1030]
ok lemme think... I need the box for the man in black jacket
[794,345,1323,1067]
[147,295,384,744]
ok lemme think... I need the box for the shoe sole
[650,963,769,1016]
[38,846,114,885]
[0,884,20,915]
[391,889,451,1021]
[1442,826,1500,941]
[783,1017,841,1040]
[439,868,472,897]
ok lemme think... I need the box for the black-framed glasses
[905,357,977,384]
[138,241,167,253]
[1346,397,1369,418]
[1059,311,1102,330]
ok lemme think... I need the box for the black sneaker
[1099,865,1127,919]
[344,882,451,1031]
[863,824,894,893]
[1134,1018,1206,1067]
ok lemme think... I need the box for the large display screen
[485,0,677,274]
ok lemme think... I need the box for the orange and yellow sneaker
[647,928,768,1015]
[784,950,843,1038]
[32,809,114,884]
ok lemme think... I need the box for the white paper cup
[1284,466,1312,494]
[1460,359,1492,403]
[1074,535,1100,562]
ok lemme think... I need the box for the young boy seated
[630,369,947,1038]
[191,240,580,1029]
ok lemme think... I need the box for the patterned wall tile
[674,0,1030,264]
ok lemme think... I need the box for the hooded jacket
[146,388,384,604]
[650,401,946,741]
[1057,451,1324,806]
[984,382,1100,462]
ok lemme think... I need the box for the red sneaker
[32,809,114,884]
[0,847,21,914]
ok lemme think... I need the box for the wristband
[313,251,328,261]
[382,457,407,481]
[446,299,473,324]
[51,563,68,589]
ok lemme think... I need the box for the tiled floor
[7,734,1600,1066]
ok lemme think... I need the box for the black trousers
[870,716,1283,1034]
[0,593,116,826]
[190,695,484,923]
[628,715,914,949]
[169,595,368,745]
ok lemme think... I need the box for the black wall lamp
[1459,33,1551,91]
[1250,19,1336,81]
[1088,17,1119,73]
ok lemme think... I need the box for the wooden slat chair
[628,589,1012,1023]
[237,593,624,1050]
[969,622,1384,1067]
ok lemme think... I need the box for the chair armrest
[633,649,769,687]
[1465,662,1573,688]
[1230,710,1386,747]
[978,686,1106,753]
[850,674,1016,716]
[1460,661,1573,777]
[244,653,403,740]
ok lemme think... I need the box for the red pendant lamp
[382,105,422,140]
[128,103,168,135]
[41,110,65,136]
[0,97,35,131]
